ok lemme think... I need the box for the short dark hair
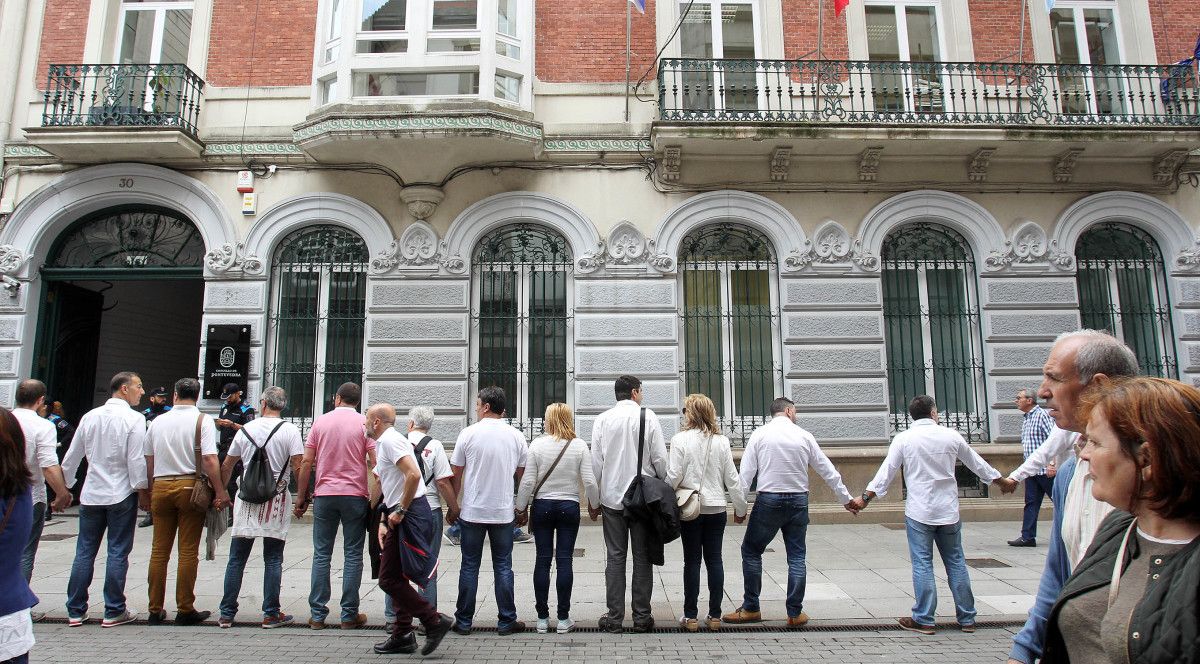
[15,379,46,408]
[908,395,936,421]
[110,371,140,394]
[770,397,795,415]
[614,375,642,401]
[174,377,201,401]
[478,386,506,415]
[336,382,361,407]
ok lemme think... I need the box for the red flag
[835,0,850,16]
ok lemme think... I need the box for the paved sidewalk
[28,513,1046,627]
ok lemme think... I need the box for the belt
[155,474,197,481]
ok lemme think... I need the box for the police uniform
[218,388,255,502]
[142,404,172,422]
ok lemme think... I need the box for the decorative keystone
[399,185,446,221]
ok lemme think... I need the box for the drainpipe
[0,0,34,215]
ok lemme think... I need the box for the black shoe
[1007,537,1036,547]
[597,615,624,634]
[451,622,471,636]
[374,631,417,655]
[175,610,211,626]
[497,620,525,636]
[138,516,153,528]
[147,611,168,625]
[422,614,453,656]
[631,618,655,633]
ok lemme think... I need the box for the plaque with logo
[203,324,251,399]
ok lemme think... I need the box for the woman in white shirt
[667,394,747,632]
[515,403,599,635]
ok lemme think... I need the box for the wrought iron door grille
[471,224,572,439]
[680,224,782,445]
[882,223,989,443]
[46,205,204,270]
[1075,223,1177,378]
[265,226,368,434]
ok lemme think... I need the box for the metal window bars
[42,64,205,135]
[1075,223,1178,379]
[265,226,368,437]
[679,223,782,446]
[658,58,1200,126]
[471,224,572,439]
[44,205,204,270]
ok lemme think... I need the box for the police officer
[137,387,173,527]
[40,398,77,513]
[216,382,255,508]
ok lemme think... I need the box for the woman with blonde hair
[667,394,747,632]
[515,403,598,635]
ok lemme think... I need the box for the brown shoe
[721,608,762,624]
[307,618,326,630]
[704,616,720,632]
[897,617,935,635]
[340,612,368,629]
[960,623,976,633]
[679,617,698,633]
[786,613,810,628]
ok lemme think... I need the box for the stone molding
[1050,191,1196,274]
[243,193,396,277]
[205,242,265,276]
[857,190,1007,272]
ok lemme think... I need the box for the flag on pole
[629,0,645,14]
[835,0,849,16]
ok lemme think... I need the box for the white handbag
[675,436,713,522]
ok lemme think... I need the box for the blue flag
[1160,33,1200,105]
[629,0,645,13]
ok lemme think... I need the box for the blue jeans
[447,521,523,540]
[1021,475,1054,541]
[66,493,138,619]
[740,492,809,618]
[454,519,517,630]
[220,537,285,619]
[681,512,727,619]
[20,502,46,582]
[906,517,976,626]
[531,499,580,620]
[309,495,369,623]
[385,507,444,621]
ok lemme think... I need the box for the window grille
[265,225,368,434]
[45,205,203,271]
[470,224,572,438]
[679,223,781,444]
[1075,223,1177,378]
[882,223,989,442]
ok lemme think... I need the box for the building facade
[0,0,1197,511]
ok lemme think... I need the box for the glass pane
[730,269,772,419]
[323,270,367,413]
[120,10,157,63]
[428,37,480,52]
[497,0,517,36]
[356,39,408,54]
[496,40,520,59]
[882,267,925,414]
[1083,8,1123,114]
[721,3,757,111]
[527,269,568,419]
[160,9,192,63]
[683,269,725,415]
[926,267,974,416]
[680,1,715,112]
[352,70,479,96]
[328,0,343,40]
[494,72,520,101]
[905,6,943,112]
[361,0,406,31]
[432,0,477,29]
[319,77,337,104]
[866,6,904,112]
[275,270,320,420]
[477,269,519,415]
[1115,266,1165,376]
[1076,267,1117,333]
[1051,8,1090,114]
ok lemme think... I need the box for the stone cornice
[293,112,544,145]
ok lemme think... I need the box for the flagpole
[625,0,632,122]
[1017,0,1028,63]
[817,0,825,61]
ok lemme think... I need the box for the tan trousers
[148,477,206,614]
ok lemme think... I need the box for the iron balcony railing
[42,64,204,135]
[658,58,1200,126]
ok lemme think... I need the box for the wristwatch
[861,491,873,504]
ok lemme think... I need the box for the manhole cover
[966,558,1011,568]
[880,523,906,530]
[573,548,585,557]
[40,534,76,542]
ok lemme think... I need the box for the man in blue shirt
[1008,388,1053,547]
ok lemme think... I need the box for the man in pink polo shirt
[294,382,376,630]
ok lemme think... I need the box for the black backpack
[238,422,286,504]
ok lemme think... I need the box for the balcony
[26,64,205,162]
[653,58,1200,186]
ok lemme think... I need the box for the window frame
[862,0,952,114]
[114,0,195,64]
[1047,0,1127,116]
[677,0,765,114]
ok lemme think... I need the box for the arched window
[471,223,572,437]
[266,225,368,430]
[881,222,988,441]
[679,223,780,442]
[45,205,204,272]
[1075,223,1177,377]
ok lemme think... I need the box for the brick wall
[783,0,848,61]
[536,0,657,83]
[969,0,1033,63]
[1149,0,1200,64]
[35,0,90,89]
[206,0,317,87]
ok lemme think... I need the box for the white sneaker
[68,614,87,627]
[537,618,550,634]
[556,618,575,634]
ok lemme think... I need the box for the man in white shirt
[144,377,228,626]
[60,371,149,628]
[370,403,453,657]
[450,387,528,636]
[723,397,854,628]
[14,379,71,586]
[383,405,459,626]
[216,386,304,629]
[590,375,668,634]
[849,395,1005,635]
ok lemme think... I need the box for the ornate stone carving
[575,246,605,274]
[0,245,30,275]
[968,148,996,183]
[985,221,1049,270]
[1153,149,1190,184]
[204,243,264,275]
[648,252,676,273]
[1053,148,1083,183]
[606,221,647,265]
[769,147,792,182]
[1048,241,1075,270]
[858,147,883,182]
[661,146,682,183]
[781,220,853,272]
[1176,240,1200,273]
[371,222,453,273]
[850,238,880,271]
[399,185,445,221]
[0,275,20,298]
